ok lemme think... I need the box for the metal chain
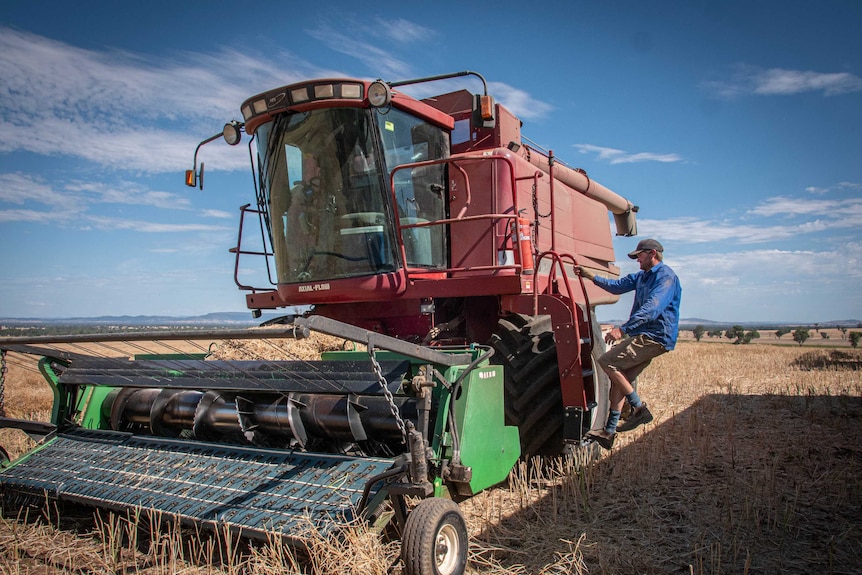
[0,350,7,417]
[369,347,407,444]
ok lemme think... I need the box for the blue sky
[1,1,860,323]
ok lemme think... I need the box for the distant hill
[602,318,862,329]
[3,314,860,331]
[678,319,862,329]
[0,311,294,327]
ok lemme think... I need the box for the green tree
[725,325,745,344]
[850,332,861,348]
[743,330,761,344]
[821,332,830,339]
[708,329,723,338]
[775,327,791,339]
[839,327,848,340]
[693,325,705,342]
[793,328,810,346]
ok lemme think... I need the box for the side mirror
[185,163,204,190]
[185,122,242,190]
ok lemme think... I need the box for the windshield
[256,106,450,286]
[375,107,449,269]
[258,108,395,283]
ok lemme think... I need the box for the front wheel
[402,498,468,575]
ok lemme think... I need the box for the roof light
[341,83,362,98]
[314,84,334,98]
[242,80,375,135]
[291,87,309,103]
[223,121,242,146]
[368,81,391,107]
[252,98,268,114]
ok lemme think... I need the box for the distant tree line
[689,323,862,347]
[691,324,761,344]
[0,324,236,338]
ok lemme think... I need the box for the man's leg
[595,335,665,437]
[585,339,638,448]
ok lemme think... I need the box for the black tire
[491,313,564,456]
[402,498,468,575]
[491,311,609,457]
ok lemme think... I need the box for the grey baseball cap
[628,238,663,259]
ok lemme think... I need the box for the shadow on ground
[470,393,862,574]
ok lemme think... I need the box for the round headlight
[223,122,242,146]
[368,81,391,107]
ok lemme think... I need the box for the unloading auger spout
[524,148,638,237]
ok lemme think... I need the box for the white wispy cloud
[747,195,862,218]
[574,144,683,164]
[85,215,231,233]
[805,182,862,195]
[0,27,326,173]
[398,76,554,120]
[304,18,553,120]
[701,64,862,99]
[373,18,436,44]
[1,23,556,174]
[641,211,861,245]
[0,172,196,217]
[200,209,234,219]
[0,172,227,233]
[669,243,862,293]
[65,181,192,210]
[631,241,862,322]
[488,81,553,120]
[306,21,413,79]
[0,208,65,223]
[0,172,82,210]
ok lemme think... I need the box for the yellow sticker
[385,121,394,132]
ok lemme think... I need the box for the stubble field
[1,337,860,574]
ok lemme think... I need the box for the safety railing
[389,154,531,277]
[230,203,277,292]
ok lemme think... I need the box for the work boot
[584,429,616,450]
[615,403,654,433]
[620,402,633,421]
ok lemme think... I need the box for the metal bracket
[296,316,472,366]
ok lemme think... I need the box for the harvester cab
[1,71,639,575]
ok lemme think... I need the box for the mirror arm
[186,132,223,190]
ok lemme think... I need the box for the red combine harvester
[0,71,638,575]
[194,71,638,456]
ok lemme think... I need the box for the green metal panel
[320,348,519,496]
[37,357,65,425]
[75,385,116,430]
[450,364,520,494]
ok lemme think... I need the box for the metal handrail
[389,154,527,278]
[231,203,277,292]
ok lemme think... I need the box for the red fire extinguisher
[514,217,534,275]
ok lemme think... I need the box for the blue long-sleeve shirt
[593,262,682,350]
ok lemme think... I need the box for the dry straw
[1,339,860,574]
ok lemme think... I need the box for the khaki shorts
[598,334,667,383]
